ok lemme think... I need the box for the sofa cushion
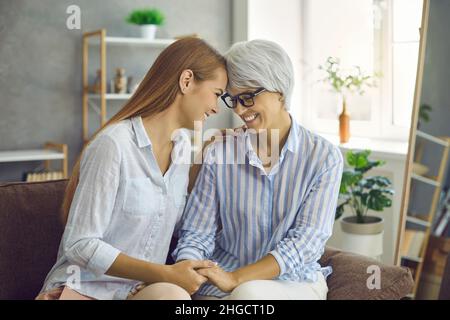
[0,180,66,299]
[320,247,414,300]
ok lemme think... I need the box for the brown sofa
[0,180,414,300]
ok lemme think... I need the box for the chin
[246,119,264,131]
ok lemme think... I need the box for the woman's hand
[165,260,216,295]
[196,265,240,293]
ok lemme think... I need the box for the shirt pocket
[171,174,188,209]
[123,177,160,216]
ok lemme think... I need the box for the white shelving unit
[406,215,431,228]
[104,37,174,47]
[398,129,450,297]
[0,142,68,179]
[89,36,175,47]
[411,172,440,187]
[417,130,450,147]
[0,150,65,163]
[88,93,132,100]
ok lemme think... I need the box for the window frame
[297,0,419,142]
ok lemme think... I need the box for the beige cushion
[320,247,414,299]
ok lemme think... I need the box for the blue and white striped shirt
[173,116,344,298]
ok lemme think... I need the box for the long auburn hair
[62,37,225,224]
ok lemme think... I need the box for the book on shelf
[444,221,450,237]
[433,187,450,237]
[434,208,450,237]
[401,229,426,258]
[23,171,64,182]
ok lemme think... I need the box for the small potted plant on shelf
[126,8,165,39]
[413,103,433,176]
[318,57,379,143]
[336,149,394,259]
[418,103,432,129]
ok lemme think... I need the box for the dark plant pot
[340,215,384,235]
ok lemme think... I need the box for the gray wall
[0,0,232,181]
[409,0,450,226]
[420,0,450,188]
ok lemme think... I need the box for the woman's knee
[129,282,191,300]
[228,280,276,300]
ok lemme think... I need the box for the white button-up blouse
[39,116,191,300]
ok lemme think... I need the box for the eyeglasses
[220,87,266,109]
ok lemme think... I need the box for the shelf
[0,149,65,163]
[416,130,450,147]
[90,36,175,48]
[401,255,423,263]
[411,172,440,187]
[88,93,132,100]
[406,215,431,228]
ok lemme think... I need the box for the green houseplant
[318,57,379,143]
[418,103,432,129]
[336,149,394,223]
[336,149,394,259]
[126,8,165,39]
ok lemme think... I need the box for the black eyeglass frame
[220,87,267,109]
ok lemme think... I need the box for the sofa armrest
[320,247,414,300]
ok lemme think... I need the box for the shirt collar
[243,113,301,156]
[284,114,301,154]
[130,116,191,149]
[131,116,152,149]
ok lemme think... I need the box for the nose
[212,100,221,114]
[234,101,246,116]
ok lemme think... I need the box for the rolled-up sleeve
[172,146,219,262]
[269,147,343,279]
[63,135,122,277]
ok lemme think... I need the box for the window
[299,0,423,141]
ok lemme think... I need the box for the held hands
[165,260,216,295]
[196,264,240,293]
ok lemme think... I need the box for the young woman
[173,39,344,300]
[36,37,227,300]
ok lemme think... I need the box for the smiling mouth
[242,112,259,123]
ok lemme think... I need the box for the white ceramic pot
[340,215,384,260]
[140,24,157,39]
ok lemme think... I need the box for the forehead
[228,87,255,96]
[209,68,227,89]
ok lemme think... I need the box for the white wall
[231,0,303,127]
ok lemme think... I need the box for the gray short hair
[224,39,294,110]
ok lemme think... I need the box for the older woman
[173,39,343,300]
